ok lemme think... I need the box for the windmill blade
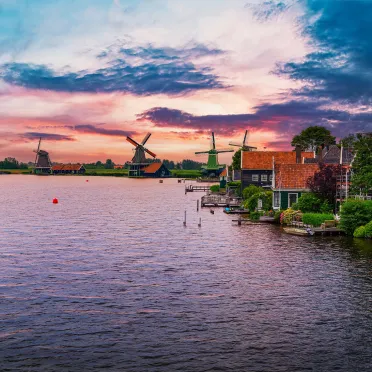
[126,136,140,147]
[34,137,41,166]
[216,149,234,153]
[141,133,151,145]
[211,132,216,150]
[243,130,248,146]
[144,148,156,158]
[229,142,243,147]
[243,145,257,150]
[195,151,210,154]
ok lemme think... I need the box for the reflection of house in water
[52,164,86,174]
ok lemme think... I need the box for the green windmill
[195,132,233,177]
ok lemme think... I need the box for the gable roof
[143,162,162,174]
[274,163,319,190]
[52,163,84,171]
[220,168,227,177]
[242,151,315,170]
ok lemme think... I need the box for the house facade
[142,162,171,178]
[51,164,86,174]
[241,150,315,190]
[272,163,319,210]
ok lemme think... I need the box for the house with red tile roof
[51,163,86,174]
[142,162,171,178]
[272,163,319,210]
[240,148,315,190]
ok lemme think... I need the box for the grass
[85,169,129,177]
[171,169,202,178]
[0,169,32,174]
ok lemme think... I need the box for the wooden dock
[201,195,242,207]
[185,185,211,193]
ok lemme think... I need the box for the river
[0,175,371,371]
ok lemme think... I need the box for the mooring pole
[183,210,187,226]
[238,216,242,226]
[198,217,201,228]
[197,199,199,212]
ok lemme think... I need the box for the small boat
[224,207,249,214]
[283,227,314,236]
[159,180,163,183]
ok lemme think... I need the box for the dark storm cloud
[73,124,135,137]
[0,43,226,96]
[22,132,75,141]
[138,101,372,137]
[276,0,372,105]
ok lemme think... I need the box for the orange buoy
[52,198,58,204]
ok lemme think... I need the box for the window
[252,174,259,182]
[269,175,273,182]
[261,174,268,182]
[288,193,298,207]
[273,192,280,208]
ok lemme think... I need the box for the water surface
[1,175,371,371]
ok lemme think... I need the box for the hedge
[302,213,334,227]
[339,200,372,235]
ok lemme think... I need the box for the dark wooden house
[142,162,171,178]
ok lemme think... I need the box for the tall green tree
[104,159,114,169]
[291,126,336,151]
[350,134,372,194]
[232,149,242,170]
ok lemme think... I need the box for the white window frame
[252,174,259,182]
[273,191,280,209]
[269,174,273,181]
[261,174,268,182]
[288,193,298,208]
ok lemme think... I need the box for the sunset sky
[0,0,371,164]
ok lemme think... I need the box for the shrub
[244,191,272,212]
[291,193,322,213]
[210,184,220,193]
[242,185,264,200]
[280,208,302,225]
[320,201,333,213]
[364,221,372,238]
[339,200,372,235]
[250,211,260,221]
[274,210,283,223]
[302,213,334,227]
[354,225,366,238]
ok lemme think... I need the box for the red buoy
[86,180,89,182]
[52,198,58,204]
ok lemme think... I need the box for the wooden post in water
[198,217,201,228]
[197,199,199,212]
[183,210,187,226]
[238,216,242,226]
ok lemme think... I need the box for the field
[0,169,32,174]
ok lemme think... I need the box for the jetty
[185,185,211,193]
[201,195,242,207]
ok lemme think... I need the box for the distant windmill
[195,132,233,177]
[229,130,257,151]
[33,137,52,174]
[126,133,157,177]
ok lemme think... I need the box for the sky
[0,0,371,164]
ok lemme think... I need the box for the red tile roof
[274,163,319,189]
[143,162,162,173]
[52,164,84,171]
[242,151,315,170]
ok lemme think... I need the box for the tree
[104,159,114,169]
[340,134,357,148]
[291,126,336,151]
[95,161,104,168]
[232,149,242,170]
[242,185,264,200]
[307,163,342,207]
[350,134,372,194]
[291,192,332,213]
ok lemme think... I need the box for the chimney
[295,145,301,164]
[318,145,323,163]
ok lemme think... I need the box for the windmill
[195,132,233,177]
[33,137,52,174]
[229,130,257,151]
[126,133,157,177]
